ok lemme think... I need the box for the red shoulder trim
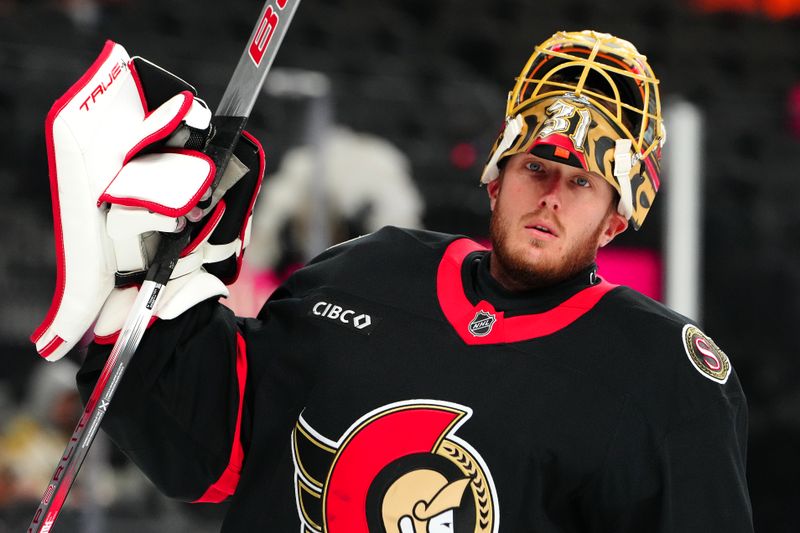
[436,238,616,345]
[193,331,248,503]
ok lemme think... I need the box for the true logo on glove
[248,0,289,66]
[79,59,129,112]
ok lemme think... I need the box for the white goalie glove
[31,41,265,361]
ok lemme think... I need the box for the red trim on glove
[193,332,248,503]
[227,130,267,285]
[129,58,150,116]
[38,335,66,359]
[31,40,118,353]
[123,57,195,163]
[98,148,216,217]
[181,200,227,258]
[123,91,194,163]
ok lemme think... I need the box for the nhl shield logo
[468,310,496,337]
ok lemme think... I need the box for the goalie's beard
[488,197,606,292]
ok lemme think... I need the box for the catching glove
[31,41,265,361]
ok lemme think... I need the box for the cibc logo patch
[310,301,376,334]
[682,324,731,384]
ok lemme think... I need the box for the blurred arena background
[1,0,799,531]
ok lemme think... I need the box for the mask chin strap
[480,114,525,184]
[613,138,634,220]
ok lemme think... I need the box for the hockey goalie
[32,31,753,533]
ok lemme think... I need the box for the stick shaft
[27,1,301,530]
[217,0,301,118]
[28,280,162,533]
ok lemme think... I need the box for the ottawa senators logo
[291,400,498,533]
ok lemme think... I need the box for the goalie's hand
[31,41,265,361]
[94,128,265,345]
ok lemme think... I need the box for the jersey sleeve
[581,371,753,531]
[74,231,383,504]
[76,284,312,503]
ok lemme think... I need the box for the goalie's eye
[575,176,591,187]
[525,161,544,172]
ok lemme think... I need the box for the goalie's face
[487,153,627,291]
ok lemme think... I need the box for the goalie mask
[480,30,666,230]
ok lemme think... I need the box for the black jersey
[78,226,752,532]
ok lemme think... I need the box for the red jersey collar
[436,238,617,345]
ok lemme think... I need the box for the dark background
[1,0,799,530]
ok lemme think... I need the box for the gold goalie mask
[480,30,666,230]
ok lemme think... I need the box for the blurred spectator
[0,360,82,504]
[58,0,101,30]
[250,126,423,271]
[230,126,423,315]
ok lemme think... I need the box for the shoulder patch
[681,324,731,384]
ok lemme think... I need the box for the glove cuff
[93,270,229,344]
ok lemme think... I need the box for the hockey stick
[27,1,300,531]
